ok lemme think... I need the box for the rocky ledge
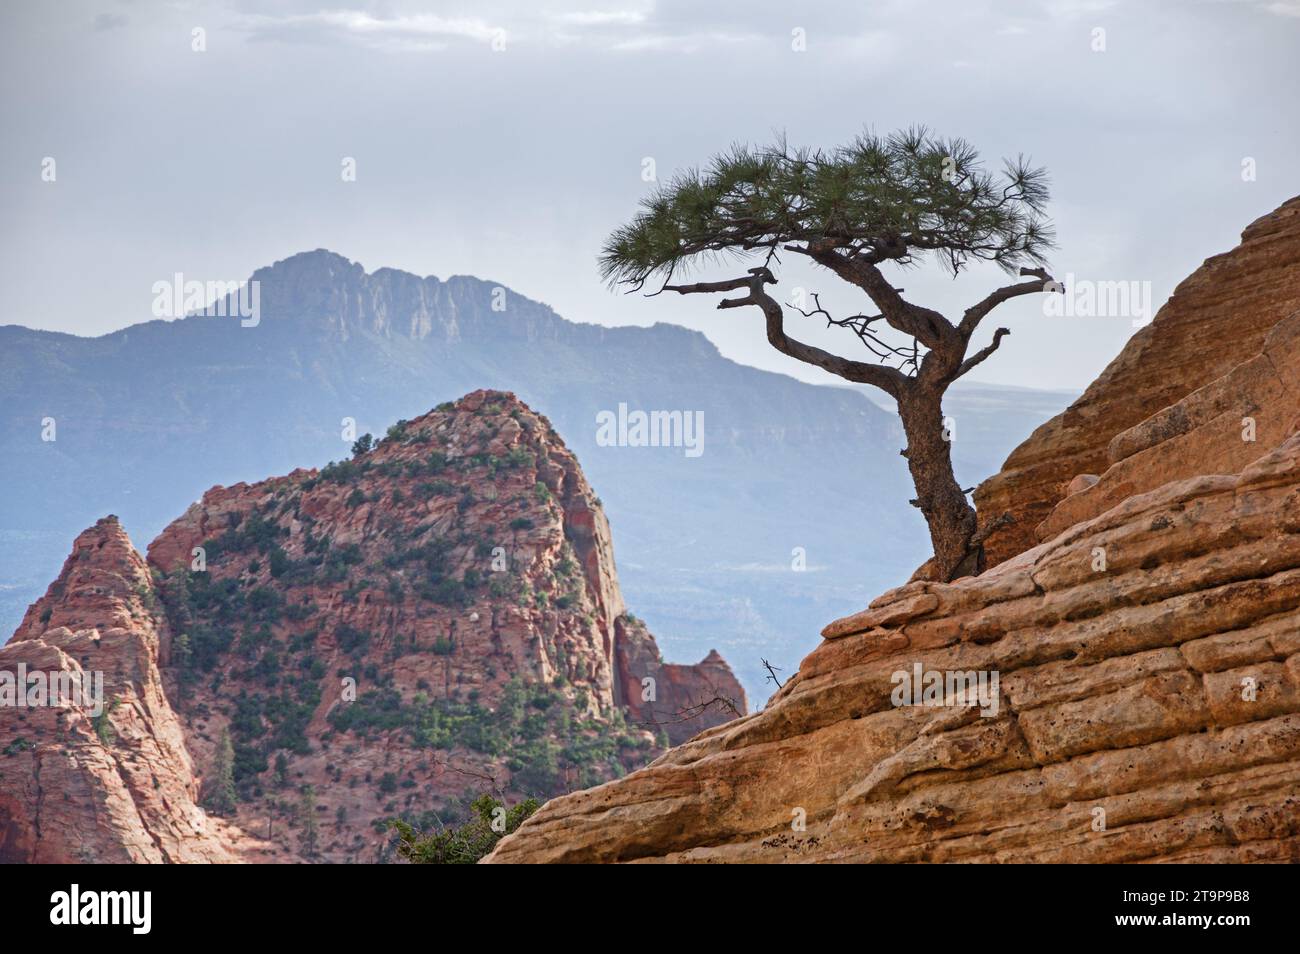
[488,429,1300,863]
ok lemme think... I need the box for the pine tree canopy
[600,127,1054,290]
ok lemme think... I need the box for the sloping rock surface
[975,197,1300,567]
[488,431,1300,863]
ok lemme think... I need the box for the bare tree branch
[793,292,921,375]
[631,695,743,732]
[953,327,1011,380]
[956,266,1059,340]
[666,267,911,399]
[793,244,954,350]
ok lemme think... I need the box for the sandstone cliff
[487,198,1300,863]
[975,196,1300,567]
[1,391,744,862]
[0,518,247,862]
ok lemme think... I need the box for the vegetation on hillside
[388,793,538,864]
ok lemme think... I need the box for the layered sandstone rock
[1,391,742,863]
[974,196,1300,567]
[0,518,244,863]
[487,430,1300,863]
[486,199,1300,864]
[1037,311,1300,542]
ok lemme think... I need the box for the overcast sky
[2,0,1297,391]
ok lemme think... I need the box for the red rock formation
[1036,311,1300,542]
[614,613,747,746]
[975,196,1300,567]
[0,517,246,862]
[1,391,743,863]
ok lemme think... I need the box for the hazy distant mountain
[0,250,1076,701]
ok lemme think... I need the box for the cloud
[1040,0,1119,17]
[1201,0,1300,16]
[551,10,648,27]
[606,30,755,53]
[541,2,761,51]
[229,2,893,55]
[92,12,128,31]
[236,9,503,51]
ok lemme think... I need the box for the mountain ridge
[0,249,1075,700]
[0,250,914,701]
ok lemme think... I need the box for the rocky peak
[12,516,149,645]
[1,516,245,862]
[243,251,559,344]
[3,390,743,862]
[146,388,642,713]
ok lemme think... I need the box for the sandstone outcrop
[486,197,1300,864]
[488,429,1300,863]
[1036,311,1300,542]
[974,197,1300,567]
[615,620,746,746]
[2,392,743,862]
[0,518,245,862]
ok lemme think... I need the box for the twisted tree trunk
[898,386,980,581]
[660,263,1056,583]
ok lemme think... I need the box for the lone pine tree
[206,728,238,816]
[601,128,1060,580]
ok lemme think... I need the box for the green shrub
[423,578,469,607]
[92,698,120,745]
[3,738,35,756]
[388,794,538,864]
[268,546,291,578]
[416,480,456,499]
[335,624,371,655]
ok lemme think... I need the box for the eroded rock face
[1037,311,1300,542]
[614,616,747,747]
[0,518,244,863]
[2,392,743,863]
[974,197,1300,568]
[487,432,1300,863]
